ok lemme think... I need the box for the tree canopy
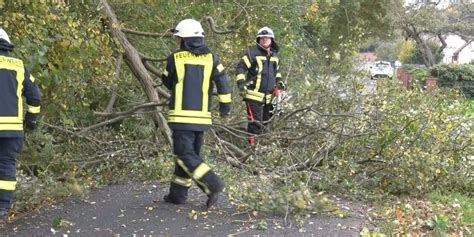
[392,0,474,66]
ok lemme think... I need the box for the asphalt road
[0,181,367,236]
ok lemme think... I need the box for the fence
[396,68,413,89]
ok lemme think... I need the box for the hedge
[430,64,474,82]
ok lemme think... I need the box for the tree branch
[80,103,171,134]
[202,16,236,34]
[42,122,102,145]
[210,129,245,168]
[99,0,172,146]
[94,101,167,117]
[105,54,123,113]
[141,60,171,99]
[78,115,128,134]
[436,33,448,57]
[140,52,167,62]
[122,28,173,37]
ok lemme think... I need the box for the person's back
[163,36,229,131]
[0,28,41,221]
[161,19,231,208]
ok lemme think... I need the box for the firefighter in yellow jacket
[236,27,285,145]
[161,19,231,208]
[0,28,41,221]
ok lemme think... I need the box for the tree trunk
[99,0,172,146]
[420,41,436,67]
[404,25,436,67]
[412,34,436,67]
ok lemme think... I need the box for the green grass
[468,100,474,117]
[428,192,474,226]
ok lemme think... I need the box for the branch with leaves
[99,0,172,145]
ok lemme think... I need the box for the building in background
[405,0,474,64]
[359,52,377,63]
[442,35,474,64]
[405,0,473,8]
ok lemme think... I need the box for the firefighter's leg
[164,164,192,204]
[246,101,264,145]
[166,127,205,203]
[164,130,194,204]
[185,162,224,208]
[262,103,274,133]
[199,170,224,208]
[193,131,203,155]
[0,137,23,220]
[172,130,224,207]
[194,129,223,206]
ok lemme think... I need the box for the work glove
[276,81,286,90]
[24,112,39,131]
[272,88,282,97]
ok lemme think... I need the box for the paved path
[0,181,368,236]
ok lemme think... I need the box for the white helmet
[172,19,204,38]
[256,27,274,39]
[0,28,11,43]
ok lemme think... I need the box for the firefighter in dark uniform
[161,19,231,208]
[236,27,285,145]
[0,28,41,221]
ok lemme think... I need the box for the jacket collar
[0,39,14,53]
[180,37,211,55]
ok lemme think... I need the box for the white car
[370,61,393,80]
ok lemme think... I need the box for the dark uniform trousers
[246,100,274,144]
[168,129,224,202]
[0,137,23,209]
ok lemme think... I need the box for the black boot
[200,172,225,208]
[163,184,188,205]
[0,208,9,221]
[206,192,220,208]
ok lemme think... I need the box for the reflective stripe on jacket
[0,53,41,137]
[162,50,231,131]
[236,44,282,104]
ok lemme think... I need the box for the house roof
[359,52,377,62]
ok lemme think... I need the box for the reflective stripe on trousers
[171,130,213,194]
[0,137,23,209]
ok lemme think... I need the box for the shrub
[403,64,431,85]
[431,64,474,98]
[325,81,472,196]
[431,64,474,82]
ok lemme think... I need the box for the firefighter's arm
[235,53,252,90]
[161,55,175,90]
[213,56,231,116]
[23,69,41,131]
[275,59,285,90]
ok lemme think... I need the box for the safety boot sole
[206,191,220,208]
[163,194,186,205]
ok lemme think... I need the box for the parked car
[370,61,393,80]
